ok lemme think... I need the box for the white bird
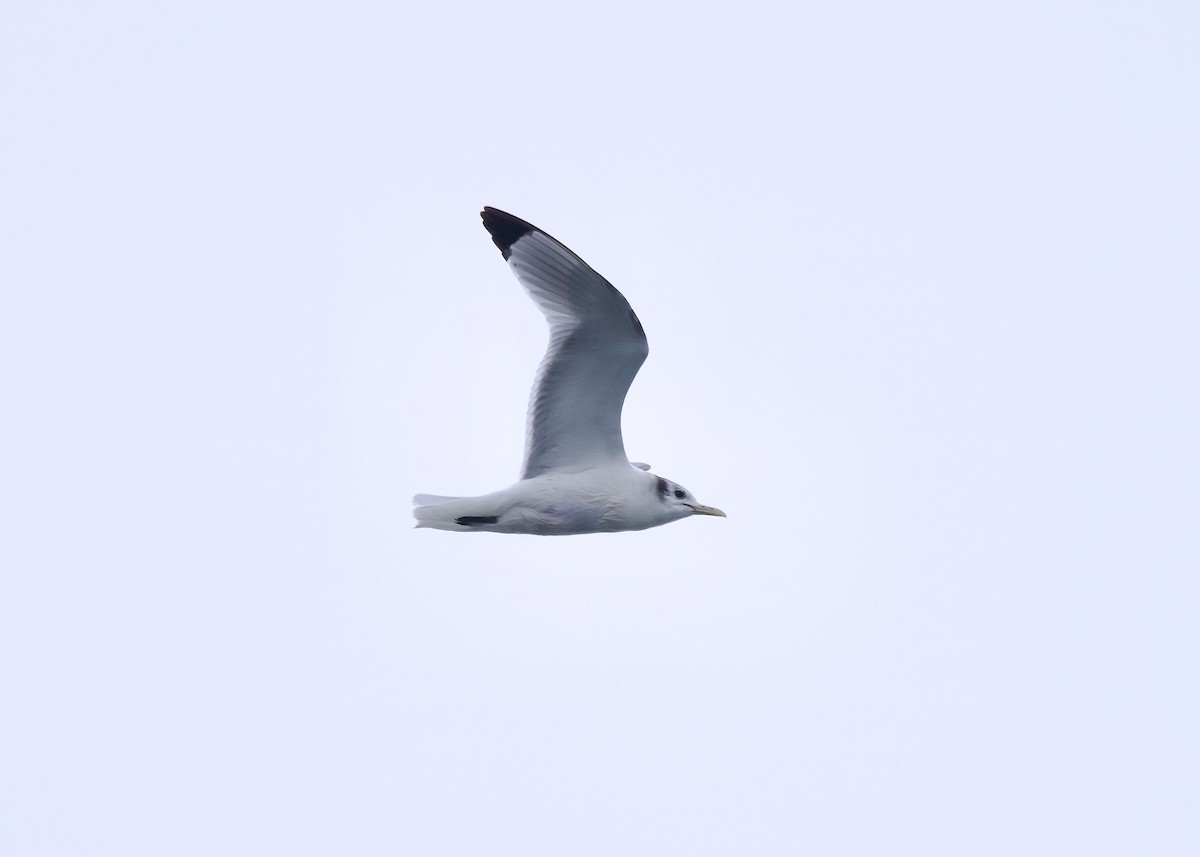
[413,207,725,535]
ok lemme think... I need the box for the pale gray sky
[2,1,1197,855]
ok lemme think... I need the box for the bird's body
[414,207,724,535]
[414,465,698,536]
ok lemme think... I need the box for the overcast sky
[2,1,1197,855]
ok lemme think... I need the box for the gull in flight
[413,207,725,535]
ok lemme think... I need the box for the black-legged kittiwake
[413,207,725,535]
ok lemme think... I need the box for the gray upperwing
[480,208,649,479]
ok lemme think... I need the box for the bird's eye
[674,489,685,499]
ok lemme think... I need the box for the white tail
[412,493,504,531]
[412,494,463,506]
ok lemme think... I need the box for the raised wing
[481,207,649,479]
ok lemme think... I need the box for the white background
[3,1,1197,854]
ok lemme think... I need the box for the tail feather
[412,494,463,506]
[413,492,503,531]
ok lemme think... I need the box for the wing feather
[480,207,649,479]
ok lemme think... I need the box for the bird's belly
[497,494,626,536]
[506,504,603,535]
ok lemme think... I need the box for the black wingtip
[455,515,500,526]
[481,207,536,260]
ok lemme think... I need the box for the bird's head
[654,475,726,521]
